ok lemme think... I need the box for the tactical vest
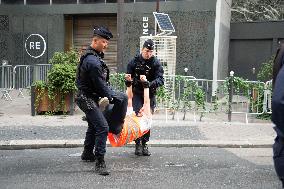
[77,49,110,84]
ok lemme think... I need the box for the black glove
[141,81,150,88]
[125,79,132,87]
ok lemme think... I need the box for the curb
[0,139,273,150]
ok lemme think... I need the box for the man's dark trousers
[84,92,128,154]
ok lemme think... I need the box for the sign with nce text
[25,34,47,59]
[142,17,149,35]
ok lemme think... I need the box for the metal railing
[0,64,52,100]
[0,65,13,101]
[0,64,274,123]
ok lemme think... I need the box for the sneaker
[98,97,109,111]
[135,142,143,156]
[95,156,110,176]
[81,148,96,162]
[142,143,151,156]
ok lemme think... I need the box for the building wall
[229,21,284,80]
[0,4,116,66]
[0,1,219,80]
[120,0,217,78]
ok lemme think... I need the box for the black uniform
[127,53,164,144]
[272,47,284,188]
[76,46,127,157]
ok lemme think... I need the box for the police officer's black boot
[135,140,143,156]
[81,147,96,162]
[95,155,110,176]
[142,142,151,156]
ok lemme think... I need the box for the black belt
[78,90,100,102]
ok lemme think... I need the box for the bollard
[228,71,234,122]
[31,85,36,116]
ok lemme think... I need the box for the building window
[106,0,116,2]
[26,0,50,4]
[52,0,77,4]
[79,0,105,3]
[135,0,158,2]
[2,0,24,4]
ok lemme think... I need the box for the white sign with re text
[25,34,47,59]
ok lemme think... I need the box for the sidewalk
[0,90,276,150]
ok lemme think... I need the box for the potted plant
[31,50,79,115]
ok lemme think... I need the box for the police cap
[143,39,154,50]
[93,26,113,40]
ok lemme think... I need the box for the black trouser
[84,106,108,156]
[273,136,284,186]
[132,92,156,144]
[84,92,128,156]
[104,92,128,135]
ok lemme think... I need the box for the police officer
[272,42,284,188]
[76,26,127,175]
[126,39,164,156]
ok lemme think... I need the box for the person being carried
[107,74,152,147]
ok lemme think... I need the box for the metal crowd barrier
[154,75,269,123]
[13,65,31,97]
[229,80,266,123]
[0,65,13,101]
[31,64,52,82]
[263,80,272,114]
[0,65,275,122]
[0,64,52,100]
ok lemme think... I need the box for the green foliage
[109,73,126,92]
[33,50,79,114]
[47,63,77,97]
[49,50,79,66]
[257,55,274,81]
[231,0,283,22]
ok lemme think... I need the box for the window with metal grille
[2,0,24,4]
[26,0,50,4]
[79,0,105,3]
[52,0,77,4]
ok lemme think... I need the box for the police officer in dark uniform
[126,39,164,156]
[76,26,127,175]
[272,42,284,188]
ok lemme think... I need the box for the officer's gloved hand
[141,81,150,88]
[125,74,132,87]
[125,80,132,87]
[140,75,149,88]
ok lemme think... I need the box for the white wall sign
[142,17,149,35]
[25,34,47,59]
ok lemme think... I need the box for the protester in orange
[108,74,152,147]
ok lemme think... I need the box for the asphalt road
[0,147,281,189]
[0,125,205,141]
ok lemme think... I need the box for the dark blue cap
[143,39,154,50]
[93,26,113,40]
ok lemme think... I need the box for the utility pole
[155,0,160,35]
[156,0,159,12]
[117,0,124,72]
